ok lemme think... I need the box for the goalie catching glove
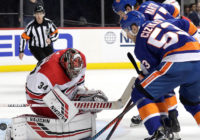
[73,89,108,113]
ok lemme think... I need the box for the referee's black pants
[29,45,54,62]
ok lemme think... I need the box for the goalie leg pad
[6,113,96,140]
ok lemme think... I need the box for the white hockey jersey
[25,49,86,118]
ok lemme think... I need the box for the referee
[19,4,59,62]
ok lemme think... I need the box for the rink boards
[0,27,137,72]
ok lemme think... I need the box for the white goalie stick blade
[73,76,136,110]
[0,77,136,110]
[43,88,79,123]
[117,77,136,107]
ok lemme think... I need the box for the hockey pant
[131,61,200,135]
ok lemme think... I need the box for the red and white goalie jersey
[25,49,86,118]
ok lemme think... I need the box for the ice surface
[0,70,199,140]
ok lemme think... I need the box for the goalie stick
[0,77,136,110]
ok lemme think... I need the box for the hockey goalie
[5,48,108,140]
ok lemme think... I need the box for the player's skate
[169,110,181,140]
[144,126,174,140]
[130,114,142,127]
[172,132,181,140]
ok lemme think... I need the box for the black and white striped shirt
[20,18,59,52]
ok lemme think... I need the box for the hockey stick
[105,99,133,140]
[127,52,143,75]
[105,52,143,139]
[91,99,135,140]
[0,77,136,110]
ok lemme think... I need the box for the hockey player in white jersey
[26,48,107,118]
[4,48,108,140]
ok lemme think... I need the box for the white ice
[0,70,199,140]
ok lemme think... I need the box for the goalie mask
[60,49,83,79]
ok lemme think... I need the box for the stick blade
[116,77,136,108]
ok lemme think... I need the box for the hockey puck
[0,123,7,130]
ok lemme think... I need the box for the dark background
[0,0,192,28]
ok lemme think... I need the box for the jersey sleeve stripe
[77,76,85,85]
[26,87,47,99]
[172,6,179,18]
[50,29,58,36]
[50,28,59,42]
[21,32,30,40]
[27,98,44,104]
[188,21,198,36]
[163,42,200,58]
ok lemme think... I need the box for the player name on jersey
[141,20,163,38]
[145,3,159,15]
